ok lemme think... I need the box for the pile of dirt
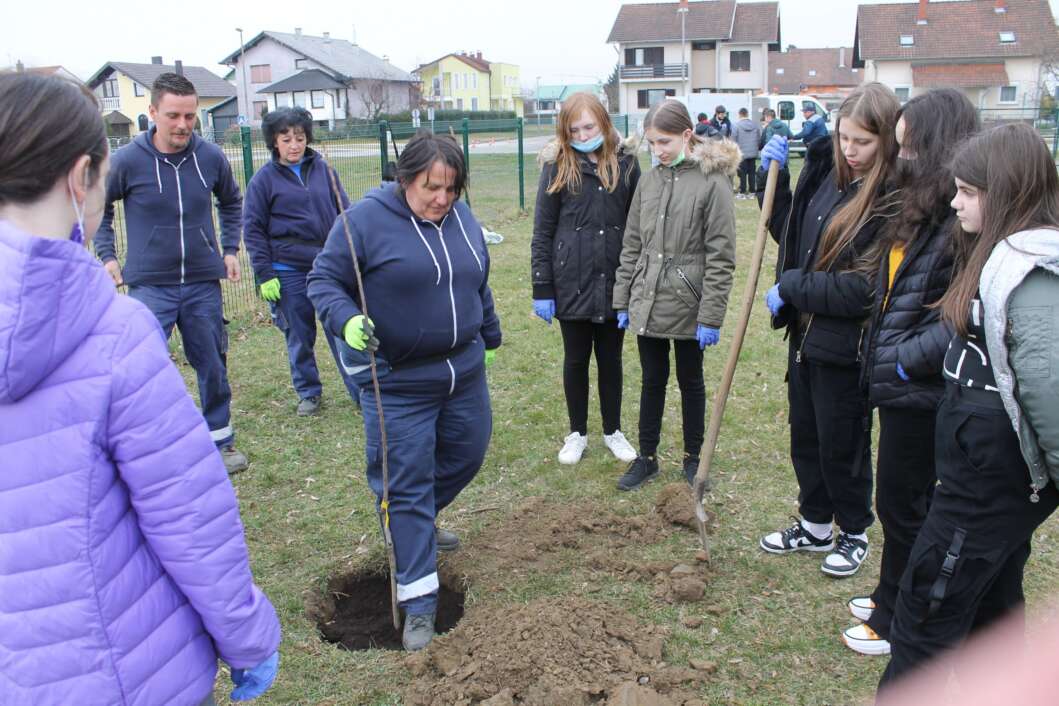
[403,596,710,706]
[653,483,716,531]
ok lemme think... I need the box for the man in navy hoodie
[308,132,501,652]
[95,73,248,473]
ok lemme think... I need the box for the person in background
[94,72,249,473]
[709,105,733,139]
[732,107,761,199]
[760,108,793,148]
[531,93,640,465]
[0,72,280,706]
[792,102,829,147]
[308,132,501,652]
[613,99,737,491]
[242,106,359,416]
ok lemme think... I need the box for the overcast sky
[7,0,1059,85]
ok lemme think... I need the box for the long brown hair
[814,83,900,273]
[643,99,707,149]
[547,92,620,194]
[938,123,1059,335]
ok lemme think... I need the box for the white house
[607,0,782,116]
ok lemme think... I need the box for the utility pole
[678,0,689,98]
[536,75,541,127]
[236,27,250,124]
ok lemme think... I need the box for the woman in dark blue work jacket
[308,132,501,652]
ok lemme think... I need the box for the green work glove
[259,277,281,302]
[343,315,380,352]
[484,348,497,368]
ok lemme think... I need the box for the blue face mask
[572,134,604,153]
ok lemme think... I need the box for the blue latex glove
[765,284,785,316]
[230,652,279,701]
[697,324,720,349]
[896,361,910,381]
[617,311,629,330]
[760,135,789,171]
[533,298,555,324]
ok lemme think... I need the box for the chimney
[382,55,390,63]
[351,25,357,45]
[917,0,928,24]
[995,0,1007,13]
[174,60,183,76]
[151,56,163,65]
[839,47,846,67]
[476,51,482,60]
[294,27,302,35]
[323,31,330,43]
[15,60,24,72]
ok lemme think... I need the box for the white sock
[844,531,868,542]
[800,518,833,540]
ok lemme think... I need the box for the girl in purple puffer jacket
[0,74,280,706]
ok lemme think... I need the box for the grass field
[171,156,1059,705]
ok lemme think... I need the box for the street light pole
[536,75,541,127]
[678,0,689,98]
[236,28,249,124]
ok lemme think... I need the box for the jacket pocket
[898,533,1003,625]
[198,227,216,252]
[138,225,182,273]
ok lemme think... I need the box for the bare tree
[604,63,620,112]
[358,78,392,121]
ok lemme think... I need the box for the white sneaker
[842,623,891,656]
[558,432,588,465]
[603,430,637,463]
[848,596,875,622]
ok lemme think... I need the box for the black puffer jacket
[861,216,955,409]
[531,138,641,322]
[760,137,880,367]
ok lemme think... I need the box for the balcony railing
[619,64,688,80]
[100,96,121,112]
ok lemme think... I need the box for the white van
[752,94,831,154]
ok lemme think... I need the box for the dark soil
[308,569,465,651]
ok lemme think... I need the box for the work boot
[436,526,460,552]
[402,611,436,652]
[616,455,659,491]
[296,395,321,417]
[221,446,249,474]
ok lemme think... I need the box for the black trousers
[867,407,938,639]
[637,335,705,459]
[878,385,1059,689]
[787,342,874,534]
[738,157,758,194]
[559,319,625,436]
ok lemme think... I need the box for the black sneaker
[682,454,714,490]
[435,526,460,552]
[821,532,869,577]
[616,456,659,491]
[759,516,835,554]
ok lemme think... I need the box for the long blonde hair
[814,83,900,273]
[547,92,620,194]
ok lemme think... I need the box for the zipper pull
[795,350,802,364]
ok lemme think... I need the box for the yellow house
[87,58,236,139]
[415,52,523,116]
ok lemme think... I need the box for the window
[778,100,795,120]
[472,73,478,89]
[455,73,462,89]
[775,68,785,75]
[472,97,478,110]
[899,35,914,46]
[133,82,145,97]
[1000,85,1017,103]
[457,98,464,110]
[311,90,324,109]
[729,51,751,72]
[432,77,441,95]
[808,69,817,77]
[691,41,715,51]
[253,101,268,118]
[624,47,664,66]
[894,87,910,103]
[250,64,272,83]
[102,78,119,98]
[275,93,290,108]
[292,91,307,108]
[295,58,309,69]
[636,88,675,109]
[999,31,1016,43]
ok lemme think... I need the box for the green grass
[172,158,1059,705]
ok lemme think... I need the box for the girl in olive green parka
[612,99,739,490]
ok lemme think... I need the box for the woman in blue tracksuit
[243,107,358,416]
[307,132,501,652]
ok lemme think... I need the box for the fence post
[462,117,471,205]
[378,120,389,178]
[517,117,525,211]
[240,126,255,183]
[623,114,629,138]
[1053,109,1059,158]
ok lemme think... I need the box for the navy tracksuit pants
[269,269,359,403]
[359,341,492,615]
[129,281,235,448]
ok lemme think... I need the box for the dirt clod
[606,682,679,706]
[671,577,707,603]
[654,484,716,530]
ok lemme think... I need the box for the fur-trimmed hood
[537,131,641,166]
[686,138,742,178]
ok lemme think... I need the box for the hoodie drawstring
[452,208,483,272]
[191,152,209,190]
[154,157,163,194]
[409,217,442,285]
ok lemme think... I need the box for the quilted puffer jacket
[0,220,280,705]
